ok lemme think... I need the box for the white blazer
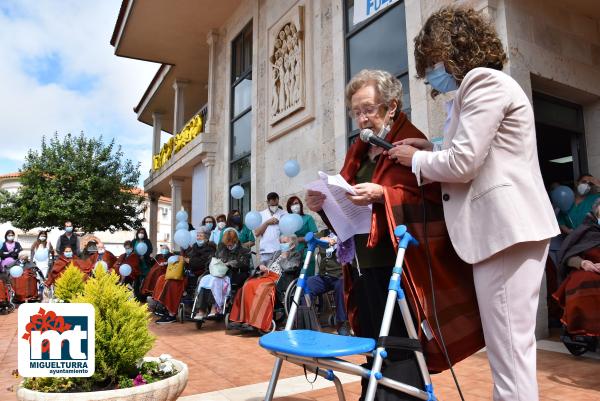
[414,67,559,264]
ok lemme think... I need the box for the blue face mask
[65,226,73,233]
[425,62,458,94]
[161,249,169,255]
[196,240,205,246]
[280,242,291,252]
[64,252,73,258]
[205,222,214,230]
[125,248,132,255]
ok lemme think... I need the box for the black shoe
[156,315,176,324]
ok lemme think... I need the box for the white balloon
[34,248,49,262]
[10,265,23,278]
[230,185,245,199]
[175,221,188,231]
[167,255,180,265]
[175,210,189,222]
[119,264,132,277]
[279,214,302,235]
[284,160,300,177]
[174,229,191,248]
[244,211,262,230]
[95,261,108,272]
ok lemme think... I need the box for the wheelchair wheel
[328,314,337,327]
[259,320,276,335]
[177,303,185,324]
[224,313,231,330]
[283,278,298,316]
[561,326,590,356]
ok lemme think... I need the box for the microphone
[359,129,394,150]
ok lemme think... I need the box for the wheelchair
[0,274,16,314]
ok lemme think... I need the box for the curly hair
[414,7,507,86]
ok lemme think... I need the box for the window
[229,22,253,216]
[344,0,410,145]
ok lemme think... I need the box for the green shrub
[71,268,155,386]
[53,263,85,302]
[23,268,156,392]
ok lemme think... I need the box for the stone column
[151,112,163,157]
[205,30,219,133]
[169,178,184,250]
[147,192,159,254]
[172,80,188,135]
[202,155,216,215]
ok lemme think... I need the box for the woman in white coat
[388,7,559,401]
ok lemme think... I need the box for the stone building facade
[111,0,600,337]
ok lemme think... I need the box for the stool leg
[264,356,282,401]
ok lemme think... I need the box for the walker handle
[394,225,419,249]
[305,232,330,252]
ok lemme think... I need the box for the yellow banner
[153,114,203,171]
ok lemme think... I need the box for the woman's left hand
[387,145,418,167]
[346,183,384,205]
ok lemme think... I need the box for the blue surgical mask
[280,242,291,252]
[125,248,132,255]
[205,223,214,230]
[64,252,73,258]
[425,62,458,94]
[65,226,73,233]
[196,240,205,246]
[161,249,169,255]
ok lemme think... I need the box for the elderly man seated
[153,226,215,324]
[229,234,302,332]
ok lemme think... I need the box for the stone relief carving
[269,10,305,125]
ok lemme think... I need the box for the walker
[259,226,436,401]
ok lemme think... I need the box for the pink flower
[133,374,147,386]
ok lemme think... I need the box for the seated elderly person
[554,198,600,337]
[229,235,302,332]
[195,228,252,319]
[154,228,215,324]
[302,229,350,335]
[11,251,43,303]
[112,240,141,286]
[140,244,172,298]
[45,246,88,286]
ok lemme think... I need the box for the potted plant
[17,268,188,401]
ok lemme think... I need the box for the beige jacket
[414,67,559,264]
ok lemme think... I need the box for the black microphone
[359,129,394,150]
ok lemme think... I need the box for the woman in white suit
[388,7,559,401]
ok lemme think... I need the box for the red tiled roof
[0,172,21,179]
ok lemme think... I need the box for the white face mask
[269,205,279,214]
[137,233,145,239]
[7,235,15,241]
[217,221,226,230]
[577,183,590,196]
[291,204,301,214]
[39,236,47,241]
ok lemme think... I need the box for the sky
[0,0,160,184]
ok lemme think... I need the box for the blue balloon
[189,229,197,241]
[230,185,245,199]
[167,255,180,265]
[175,210,189,222]
[174,229,191,248]
[551,185,575,213]
[10,265,23,278]
[119,264,132,277]
[135,242,148,256]
[34,248,49,262]
[176,221,188,231]
[284,160,300,177]
[279,213,303,235]
[244,211,262,230]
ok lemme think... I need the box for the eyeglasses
[348,103,385,119]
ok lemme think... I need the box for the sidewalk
[2,310,599,400]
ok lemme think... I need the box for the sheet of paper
[305,172,372,242]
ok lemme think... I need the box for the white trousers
[473,239,549,401]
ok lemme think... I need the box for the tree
[0,132,145,233]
